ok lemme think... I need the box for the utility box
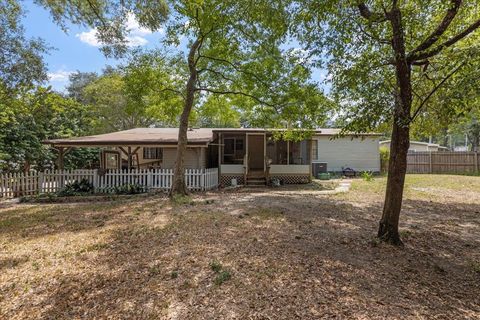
[312,162,327,177]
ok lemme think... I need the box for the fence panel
[407,151,479,174]
[0,168,219,198]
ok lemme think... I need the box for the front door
[248,134,265,171]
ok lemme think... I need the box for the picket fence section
[407,151,479,174]
[0,168,219,198]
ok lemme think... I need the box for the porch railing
[0,168,219,198]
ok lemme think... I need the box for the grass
[350,173,480,199]
[1,174,479,319]
[214,270,232,285]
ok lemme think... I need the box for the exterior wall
[220,164,244,174]
[269,165,310,174]
[314,136,380,172]
[162,147,206,169]
[120,146,207,169]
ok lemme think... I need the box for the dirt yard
[1,174,479,319]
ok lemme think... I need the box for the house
[380,140,449,152]
[45,128,381,186]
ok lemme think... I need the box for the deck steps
[246,176,267,186]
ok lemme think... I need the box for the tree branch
[410,62,465,122]
[409,18,480,62]
[357,2,387,23]
[85,0,109,29]
[198,54,277,93]
[156,87,185,99]
[408,0,462,58]
[198,68,235,83]
[195,87,277,109]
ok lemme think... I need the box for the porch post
[263,133,266,172]
[57,147,65,170]
[245,133,249,182]
[217,133,222,186]
[127,146,132,169]
[287,141,290,165]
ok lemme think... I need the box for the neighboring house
[380,140,449,152]
[45,128,381,186]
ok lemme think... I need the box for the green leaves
[0,0,48,94]
[0,88,93,171]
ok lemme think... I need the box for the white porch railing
[0,168,219,198]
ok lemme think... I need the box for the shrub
[361,171,374,182]
[214,270,232,285]
[57,178,94,196]
[209,260,222,273]
[112,183,146,195]
[380,146,390,173]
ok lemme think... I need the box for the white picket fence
[0,168,219,198]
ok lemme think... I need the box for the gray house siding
[313,136,380,172]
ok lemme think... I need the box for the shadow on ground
[1,186,479,319]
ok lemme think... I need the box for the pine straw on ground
[1,174,479,319]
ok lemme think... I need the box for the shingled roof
[45,128,215,146]
[45,127,382,147]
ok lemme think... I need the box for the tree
[66,71,98,103]
[36,0,328,196]
[153,0,288,196]
[296,1,480,244]
[0,0,48,97]
[0,88,94,171]
[80,51,183,132]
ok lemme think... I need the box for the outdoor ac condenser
[312,162,328,177]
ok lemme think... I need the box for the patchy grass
[214,270,232,285]
[0,175,479,319]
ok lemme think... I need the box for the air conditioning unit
[312,162,327,177]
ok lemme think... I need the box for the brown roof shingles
[44,127,382,147]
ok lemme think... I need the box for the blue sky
[22,2,329,92]
[22,2,165,91]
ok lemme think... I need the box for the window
[143,147,163,160]
[266,138,288,164]
[235,139,244,152]
[224,138,235,156]
[222,136,245,164]
[105,152,120,169]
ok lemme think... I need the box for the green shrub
[112,183,146,195]
[209,260,222,273]
[380,146,390,173]
[361,171,374,182]
[214,270,232,285]
[57,178,94,196]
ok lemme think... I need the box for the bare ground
[0,174,479,319]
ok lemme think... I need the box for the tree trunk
[378,8,412,245]
[169,38,202,197]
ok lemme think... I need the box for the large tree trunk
[169,38,202,197]
[378,8,412,245]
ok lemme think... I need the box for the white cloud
[76,13,161,48]
[76,29,101,47]
[48,69,73,82]
[125,13,152,36]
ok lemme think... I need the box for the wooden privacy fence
[0,168,219,198]
[406,151,479,174]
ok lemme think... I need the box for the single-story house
[45,128,381,186]
[379,140,449,152]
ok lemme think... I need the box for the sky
[22,2,166,91]
[22,1,329,92]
